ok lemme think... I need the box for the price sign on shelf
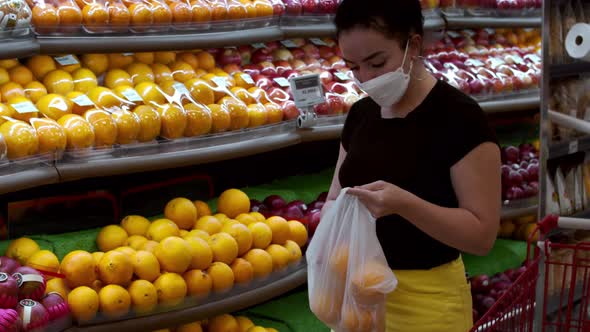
[121,88,144,103]
[10,101,38,114]
[281,39,298,48]
[273,77,290,88]
[54,55,79,66]
[70,94,94,107]
[241,73,255,85]
[289,74,324,109]
[309,38,328,46]
[173,82,190,96]
[569,140,579,154]
[251,43,267,49]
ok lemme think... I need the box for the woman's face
[338,27,412,84]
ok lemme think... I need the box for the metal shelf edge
[0,38,39,59]
[65,265,307,332]
[0,165,60,195]
[501,203,538,219]
[548,136,590,160]
[299,124,343,142]
[549,63,590,80]
[480,92,540,113]
[445,16,541,28]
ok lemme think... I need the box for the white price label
[466,59,485,67]
[173,82,190,95]
[212,77,227,88]
[251,43,267,49]
[54,55,79,66]
[289,74,325,108]
[463,29,476,37]
[569,140,579,154]
[10,101,38,114]
[70,94,94,107]
[281,40,298,48]
[122,53,134,56]
[121,88,144,102]
[240,73,255,85]
[484,28,495,36]
[334,72,351,81]
[273,77,290,88]
[447,31,461,38]
[309,38,328,46]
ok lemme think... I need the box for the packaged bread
[550,4,564,64]
[564,1,577,64]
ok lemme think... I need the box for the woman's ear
[409,34,423,59]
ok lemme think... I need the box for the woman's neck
[380,61,437,119]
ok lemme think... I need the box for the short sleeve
[340,99,364,152]
[444,102,498,167]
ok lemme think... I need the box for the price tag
[240,73,255,85]
[334,72,351,81]
[484,28,496,36]
[10,101,38,114]
[121,88,144,102]
[569,140,579,154]
[281,40,298,48]
[289,74,325,108]
[447,31,461,39]
[122,53,134,56]
[465,59,485,67]
[309,38,328,46]
[70,94,94,107]
[463,29,476,37]
[251,43,267,49]
[273,77,290,88]
[212,77,227,88]
[173,82,190,95]
[53,55,79,66]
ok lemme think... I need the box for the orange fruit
[60,250,97,288]
[32,4,59,32]
[235,213,257,226]
[147,218,180,241]
[248,87,270,104]
[208,314,239,332]
[208,103,230,133]
[83,109,118,147]
[213,213,231,224]
[350,260,393,303]
[57,114,95,149]
[247,104,267,128]
[5,238,40,266]
[154,51,176,65]
[57,2,83,27]
[153,272,187,306]
[134,52,155,65]
[222,222,252,256]
[115,246,136,257]
[249,212,266,223]
[72,68,98,93]
[26,55,56,81]
[287,220,308,247]
[43,69,74,95]
[284,240,302,264]
[241,0,256,18]
[1,82,25,102]
[24,81,48,103]
[127,279,158,314]
[232,72,255,89]
[217,189,250,219]
[165,197,198,230]
[92,252,105,266]
[242,249,272,279]
[98,284,131,318]
[7,95,38,122]
[170,1,193,24]
[157,80,177,98]
[183,269,212,299]
[177,53,199,70]
[30,117,67,154]
[111,109,140,144]
[120,215,151,236]
[126,63,155,85]
[227,0,247,19]
[135,81,167,106]
[236,316,255,332]
[265,216,290,245]
[141,240,160,253]
[246,327,267,332]
[185,78,215,105]
[97,250,134,286]
[81,54,109,76]
[185,236,213,270]
[157,103,187,139]
[128,2,154,28]
[223,98,249,130]
[209,0,228,20]
[68,286,99,322]
[66,91,93,116]
[0,59,18,70]
[108,53,135,70]
[96,224,128,252]
[329,244,349,276]
[126,235,148,250]
[208,232,239,265]
[183,103,212,137]
[310,290,342,325]
[87,87,124,109]
[195,215,223,235]
[36,93,72,120]
[0,68,9,85]
[254,0,273,16]
[8,65,33,87]
[133,104,161,142]
[105,69,133,89]
[231,87,255,104]
[45,278,70,299]
[177,322,203,332]
[265,244,290,271]
[184,228,210,241]
[154,236,192,273]
[26,249,60,276]
[132,250,161,282]
[247,222,272,249]
[340,305,373,331]
[190,1,212,22]
[0,120,39,159]
[206,262,234,293]
[264,102,283,124]
[151,63,173,84]
[108,2,131,29]
[83,2,109,28]
[55,54,81,73]
[230,258,253,285]
[170,61,196,83]
[194,51,214,70]
[151,0,173,25]
[193,200,212,217]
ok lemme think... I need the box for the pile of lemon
[152,313,279,332]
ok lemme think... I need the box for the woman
[321,0,501,331]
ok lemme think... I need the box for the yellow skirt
[385,256,473,332]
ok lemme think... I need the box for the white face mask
[355,41,413,109]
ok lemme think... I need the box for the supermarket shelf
[299,124,343,142]
[281,22,337,39]
[37,26,284,54]
[479,92,540,113]
[501,197,538,219]
[548,136,590,159]
[572,208,590,218]
[0,37,39,59]
[550,62,590,80]
[445,16,542,29]
[0,164,60,195]
[65,262,307,332]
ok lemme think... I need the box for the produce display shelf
[479,91,540,113]
[65,262,307,332]
[0,37,39,59]
[501,197,538,219]
[444,16,542,29]
[550,62,590,80]
[0,164,60,195]
[548,136,590,160]
[36,25,284,54]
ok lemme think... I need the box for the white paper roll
[566,23,590,61]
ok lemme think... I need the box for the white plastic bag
[306,188,397,332]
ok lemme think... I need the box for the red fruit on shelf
[283,0,303,15]
[41,292,71,328]
[260,61,279,78]
[0,273,18,309]
[314,101,330,115]
[281,69,299,80]
[505,186,524,201]
[307,200,325,211]
[0,308,19,332]
[317,0,338,13]
[242,64,262,76]
[217,48,242,66]
[267,87,291,104]
[266,41,281,51]
[319,71,333,86]
[317,192,328,202]
[284,204,306,221]
[290,48,305,60]
[306,209,321,237]
[17,299,49,332]
[0,257,20,275]
[281,100,300,120]
[253,75,273,91]
[301,0,319,13]
[470,275,491,294]
[318,46,335,59]
[251,48,274,64]
[273,48,294,62]
[302,44,320,59]
[13,267,46,301]
[327,94,345,114]
[264,195,286,210]
[269,0,285,15]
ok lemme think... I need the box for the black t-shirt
[339,80,498,270]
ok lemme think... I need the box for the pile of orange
[154,313,280,332]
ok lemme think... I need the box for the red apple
[0,273,18,309]
[266,41,281,51]
[238,45,253,64]
[303,56,321,71]
[260,61,279,78]
[314,101,330,115]
[274,60,293,75]
[326,82,349,94]
[217,48,242,66]
[307,200,325,211]
[41,292,71,321]
[290,59,307,71]
[319,71,333,86]
[317,0,338,13]
[269,0,285,15]
[13,267,45,301]
[253,75,273,91]
[343,93,360,113]
[242,64,262,76]
[283,0,302,15]
[273,48,294,62]
[17,299,49,332]
[281,69,299,80]
[319,46,336,59]
[302,44,320,59]
[281,100,300,120]
[267,87,291,103]
[307,209,321,237]
[0,308,19,332]
[290,48,305,60]
[206,48,221,57]
[470,275,491,293]
[317,192,328,202]
[327,94,344,114]
[223,64,241,75]
[283,205,305,221]
[251,48,274,64]
[0,257,20,275]
[264,195,286,209]
[301,0,319,13]
[328,56,346,70]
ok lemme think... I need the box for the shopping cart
[471,215,590,332]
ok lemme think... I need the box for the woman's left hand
[347,181,412,219]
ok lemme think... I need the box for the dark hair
[334,0,424,46]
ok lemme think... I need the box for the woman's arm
[321,144,347,218]
[348,142,501,256]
